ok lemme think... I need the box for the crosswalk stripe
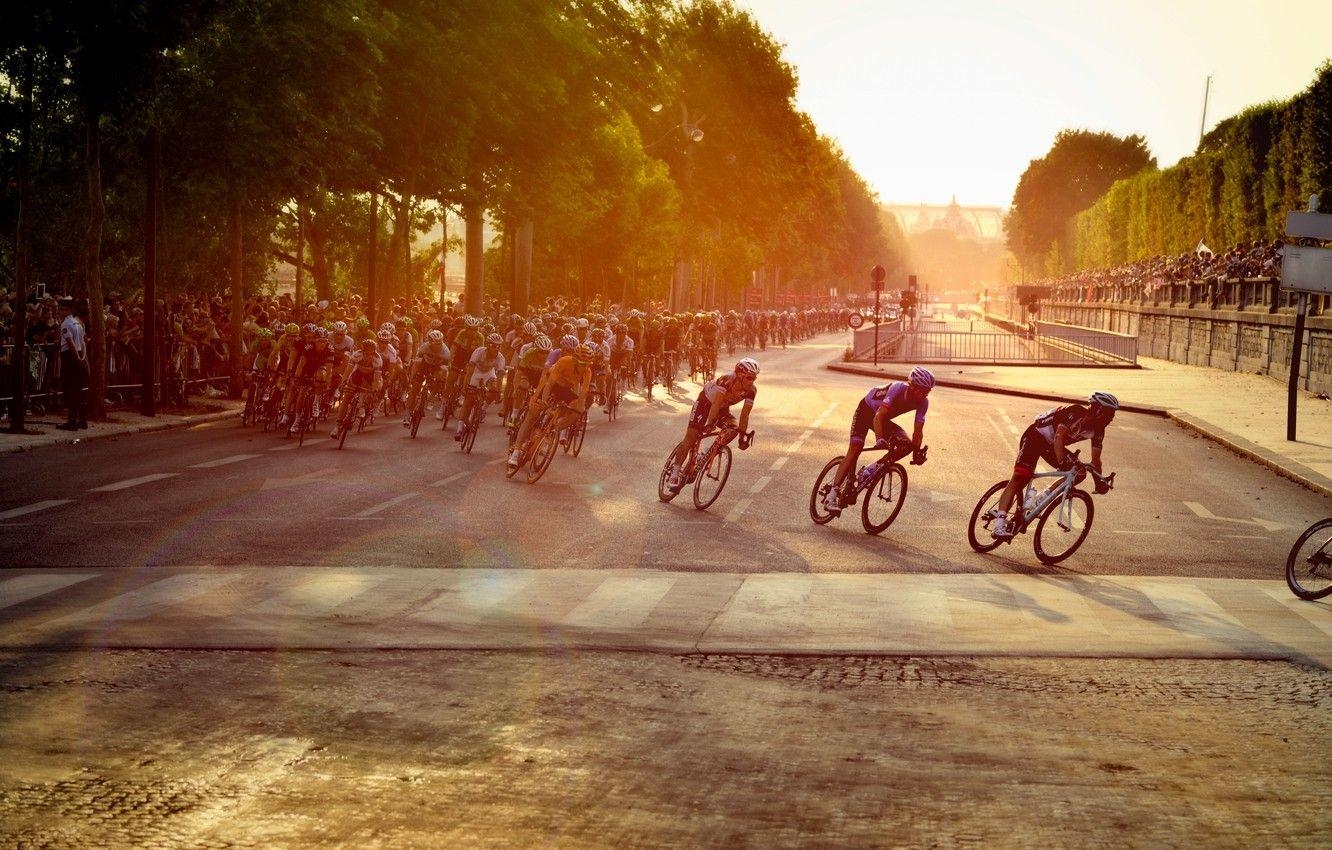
[562,575,677,630]
[249,573,386,617]
[409,571,532,625]
[89,473,179,492]
[1140,582,1249,634]
[189,454,261,469]
[0,500,72,521]
[42,573,238,627]
[0,573,99,611]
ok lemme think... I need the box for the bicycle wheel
[1033,489,1095,565]
[242,384,256,426]
[527,429,559,484]
[1286,518,1332,600]
[658,446,683,503]
[809,456,843,525]
[861,463,908,535]
[462,408,480,454]
[692,444,732,510]
[570,411,588,457]
[967,480,1009,553]
[409,394,424,438]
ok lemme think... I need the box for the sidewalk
[829,356,1332,497]
[1,401,241,453]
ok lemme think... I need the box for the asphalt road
[1,334,1322,577]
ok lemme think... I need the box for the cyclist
[665,357,759,494]
[331,339,383,439]
[507,340,593,469]
[823,366,934,514]
[282,328,337,431]
[510,333,553,425]
[455,332,506,441]
[989,391,1118,540]
[402,329,452,426]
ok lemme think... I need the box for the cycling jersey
[346,350,382,387]
[864,382,928,426]
[546,354,591,392]
[294,344,337,379]
[414,341,451,369]
[376,343,400,366]
[467,346,505,387]
[450,328,484,363]
[1034,404,1104,450]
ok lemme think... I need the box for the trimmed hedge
[1072,63,1331,270]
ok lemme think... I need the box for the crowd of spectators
[1043,239,1284,304]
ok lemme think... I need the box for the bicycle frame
[1016,468,1079,533]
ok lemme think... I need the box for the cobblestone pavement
[2,650,1329,848]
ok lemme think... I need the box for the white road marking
[0,500,72,521]
[1113,530,1168,535]
[44,573,238,626]
[89,473,179,493]
[984,414,1011,445]
[923,490,962,504]
[748,475,773,495]
[250,573,387,617]
[267,444,300,452]
[352,493,419,518]
[409,571,533,625]
[768,456,789,472]
[1224,534,1268,540]
[999,409,1019,435]
[1140,583,1248,632]
[431,471,470,487]
[724,497,753,523]
[1184,501,1285,532]
[189,454,261,469]
[0,573,99,611]
[562,574,677,630]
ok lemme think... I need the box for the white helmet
[735,357,759,377]
[376,328,393,341]
[908,366,935,390]
[331,321,347,333]
[463,315,481,328]
[426,329,444,343]
[1088,391,1119,410]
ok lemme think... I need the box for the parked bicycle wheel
[861,462,908,535]
[809,456,844,525]
[1286,518,1332,600]
[967,480,1009,553]
[1033,489,1094,564]
[527,428,559,484]
[692,443,732,510]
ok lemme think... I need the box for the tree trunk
[439,207,449,306]
[141,121,159,417]
[367,191,379,326]
[7,46,34,432]
[294,201,304,307]
[513,217,533,314]
[82,109,108,421]
[229,195,244,398]
[464,205,484,315]
[307,198,331,302]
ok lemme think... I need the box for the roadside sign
[1281,246,1332,294]
[847,312,865,329]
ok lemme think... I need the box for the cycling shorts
[688,393,737,432]
[849,398,907,448]
[1014,423,1059,475]
[548,383,579,406]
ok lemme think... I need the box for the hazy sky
[738,0,1332,209]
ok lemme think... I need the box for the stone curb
[3,406,241,454]
[826,361,1332,499]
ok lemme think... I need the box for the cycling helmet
[559,334,579,351]
[735,357,760,377]
[359,339,376,351]
[464,315,481,328]
[523,321,537,336]
[401,317,413,327]
[1088,391,1119,410]
[315,328,329,339]
[355,317,370,328]
[590,328,605,341]
[302,323,317,334]
[332,321,347,333]
[377,328,393,341]
[428,319,442,330]
[426,329,444,343]
[576,317,589,328]
[486,332,502,345]
[380,322,394,332]
[534,334,552,351]
[285,323,299,335]
[574,342,596,363]
[908,366,936,390]
[257,328,273,339]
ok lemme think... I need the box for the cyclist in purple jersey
[824,366,934,513]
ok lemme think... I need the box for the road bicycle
[505,402,577,484]
[406,372,445,438]
[456,383,497,454]
[809,440,925,535]
[1286,517,1332,600]
[658,426,754,511]
[967,452,1115,565]
[562,406,589,457]
[332,387,371,450]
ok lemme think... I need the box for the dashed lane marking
[351,492,420,519]
[769,456,789,472]
[0,573,99,611]
[1113,530,1168,535]
[748,475,773,495]
[267,444,300,452]
[0,500,72,521]
[431,471,470,487]
[189,454,262,469]
[984,414,1011,445]
[999,409,1019,435]
[724,497,753,524]
[89,473,179,493]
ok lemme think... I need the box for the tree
[1006,130,1154,274]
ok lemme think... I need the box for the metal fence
[851,319,904,359]
[853,328,1137,366]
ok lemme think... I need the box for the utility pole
[1198,75,1213,148]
